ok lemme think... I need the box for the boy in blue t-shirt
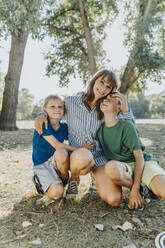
[32,94,93,200]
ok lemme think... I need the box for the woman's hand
[129,187,143,209]
[34,113,47,135]
[111,92,128,113]
[82,141,95,152]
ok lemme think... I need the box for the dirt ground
[0,120,165,248]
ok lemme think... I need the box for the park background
[0,1,165,248]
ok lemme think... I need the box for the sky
[0,17,164,104]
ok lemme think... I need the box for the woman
[35,69,134,203]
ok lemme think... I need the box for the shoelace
[67,180,78,194]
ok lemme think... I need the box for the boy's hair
[96,95,121,120]
[43,95,65,113]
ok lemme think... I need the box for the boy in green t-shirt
[97,94,165,209]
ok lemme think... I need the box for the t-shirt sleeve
[122,122,145,152]
[41,123,52,136]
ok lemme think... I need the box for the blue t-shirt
[32,121,68,166]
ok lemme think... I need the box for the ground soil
[0,120,165,248]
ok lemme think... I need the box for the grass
[0,121,165,248]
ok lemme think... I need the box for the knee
[54,149,69,164]
[105,161,121,181]
[70,148,94,171]
[102,192,122,207]
[46,184,64,199]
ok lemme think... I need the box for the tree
[128,93,151,118]
[0,72,4,109]
[17,88,34,120]
[0,0,44,130]
[44,0,118,86]
[119,0,165,95]
[148,94,165,118]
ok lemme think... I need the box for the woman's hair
[82,69,118,111]
[43,94,66,113]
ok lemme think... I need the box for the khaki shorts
[123,160,165,187]
[33,156,62,193]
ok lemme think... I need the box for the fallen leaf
[28,238,42,246]
[39,224,45,228]
[94,224,104,231]
[22,221,32,228]
[112,221,134,231]
[13,160,19,163]
[132,217,143,227]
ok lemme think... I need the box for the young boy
[32,95,93,200]
[97,94,165,209]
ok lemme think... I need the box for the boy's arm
[43,135,95,152]
[129,149,144,209]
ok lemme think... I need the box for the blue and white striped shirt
[63,92,135,169]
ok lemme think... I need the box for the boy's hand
[129,188,143,209]
[111,92,128,113]
[34,113,47,135]
[82,141,95,152]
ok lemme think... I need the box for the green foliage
[30,99,44,119]
[128,93,150,118]
[123,0,165,87]
[128,92,165,119]
[148,94,165,118]
[16,88,34,120]
[44,0,118,86]
[0,72,4,109]
[0,0,45,38]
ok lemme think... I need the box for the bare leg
[105,160,133,188]
[70,148,94,180]
[54,148,70,179]
[46,184,64,199]
[149,175,165,199]
[92,165,122,207]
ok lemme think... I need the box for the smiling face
[93,75,113,101]
[100,95,121,114]
[43,98,64,120]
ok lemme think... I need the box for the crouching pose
[97,94,165,209]
[32,94,94,200]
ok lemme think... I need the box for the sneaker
[66,178,80,199]
[32,175,44,195]
[140,185,161,201]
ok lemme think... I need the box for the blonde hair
[43,95,65,111]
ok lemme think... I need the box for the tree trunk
[0,31,29,130]
[78,0,97,75]
[119,0,152,95]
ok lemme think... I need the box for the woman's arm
[34,113,48,135]
[112,92,135,124]
[129,149,144,209]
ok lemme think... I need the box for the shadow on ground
[0,190,165,248]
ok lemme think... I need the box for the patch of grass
[0,122,165,248]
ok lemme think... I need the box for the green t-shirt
[97,119,155,163]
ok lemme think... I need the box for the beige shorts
[124,160,165,187]
[33,156,62,193]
